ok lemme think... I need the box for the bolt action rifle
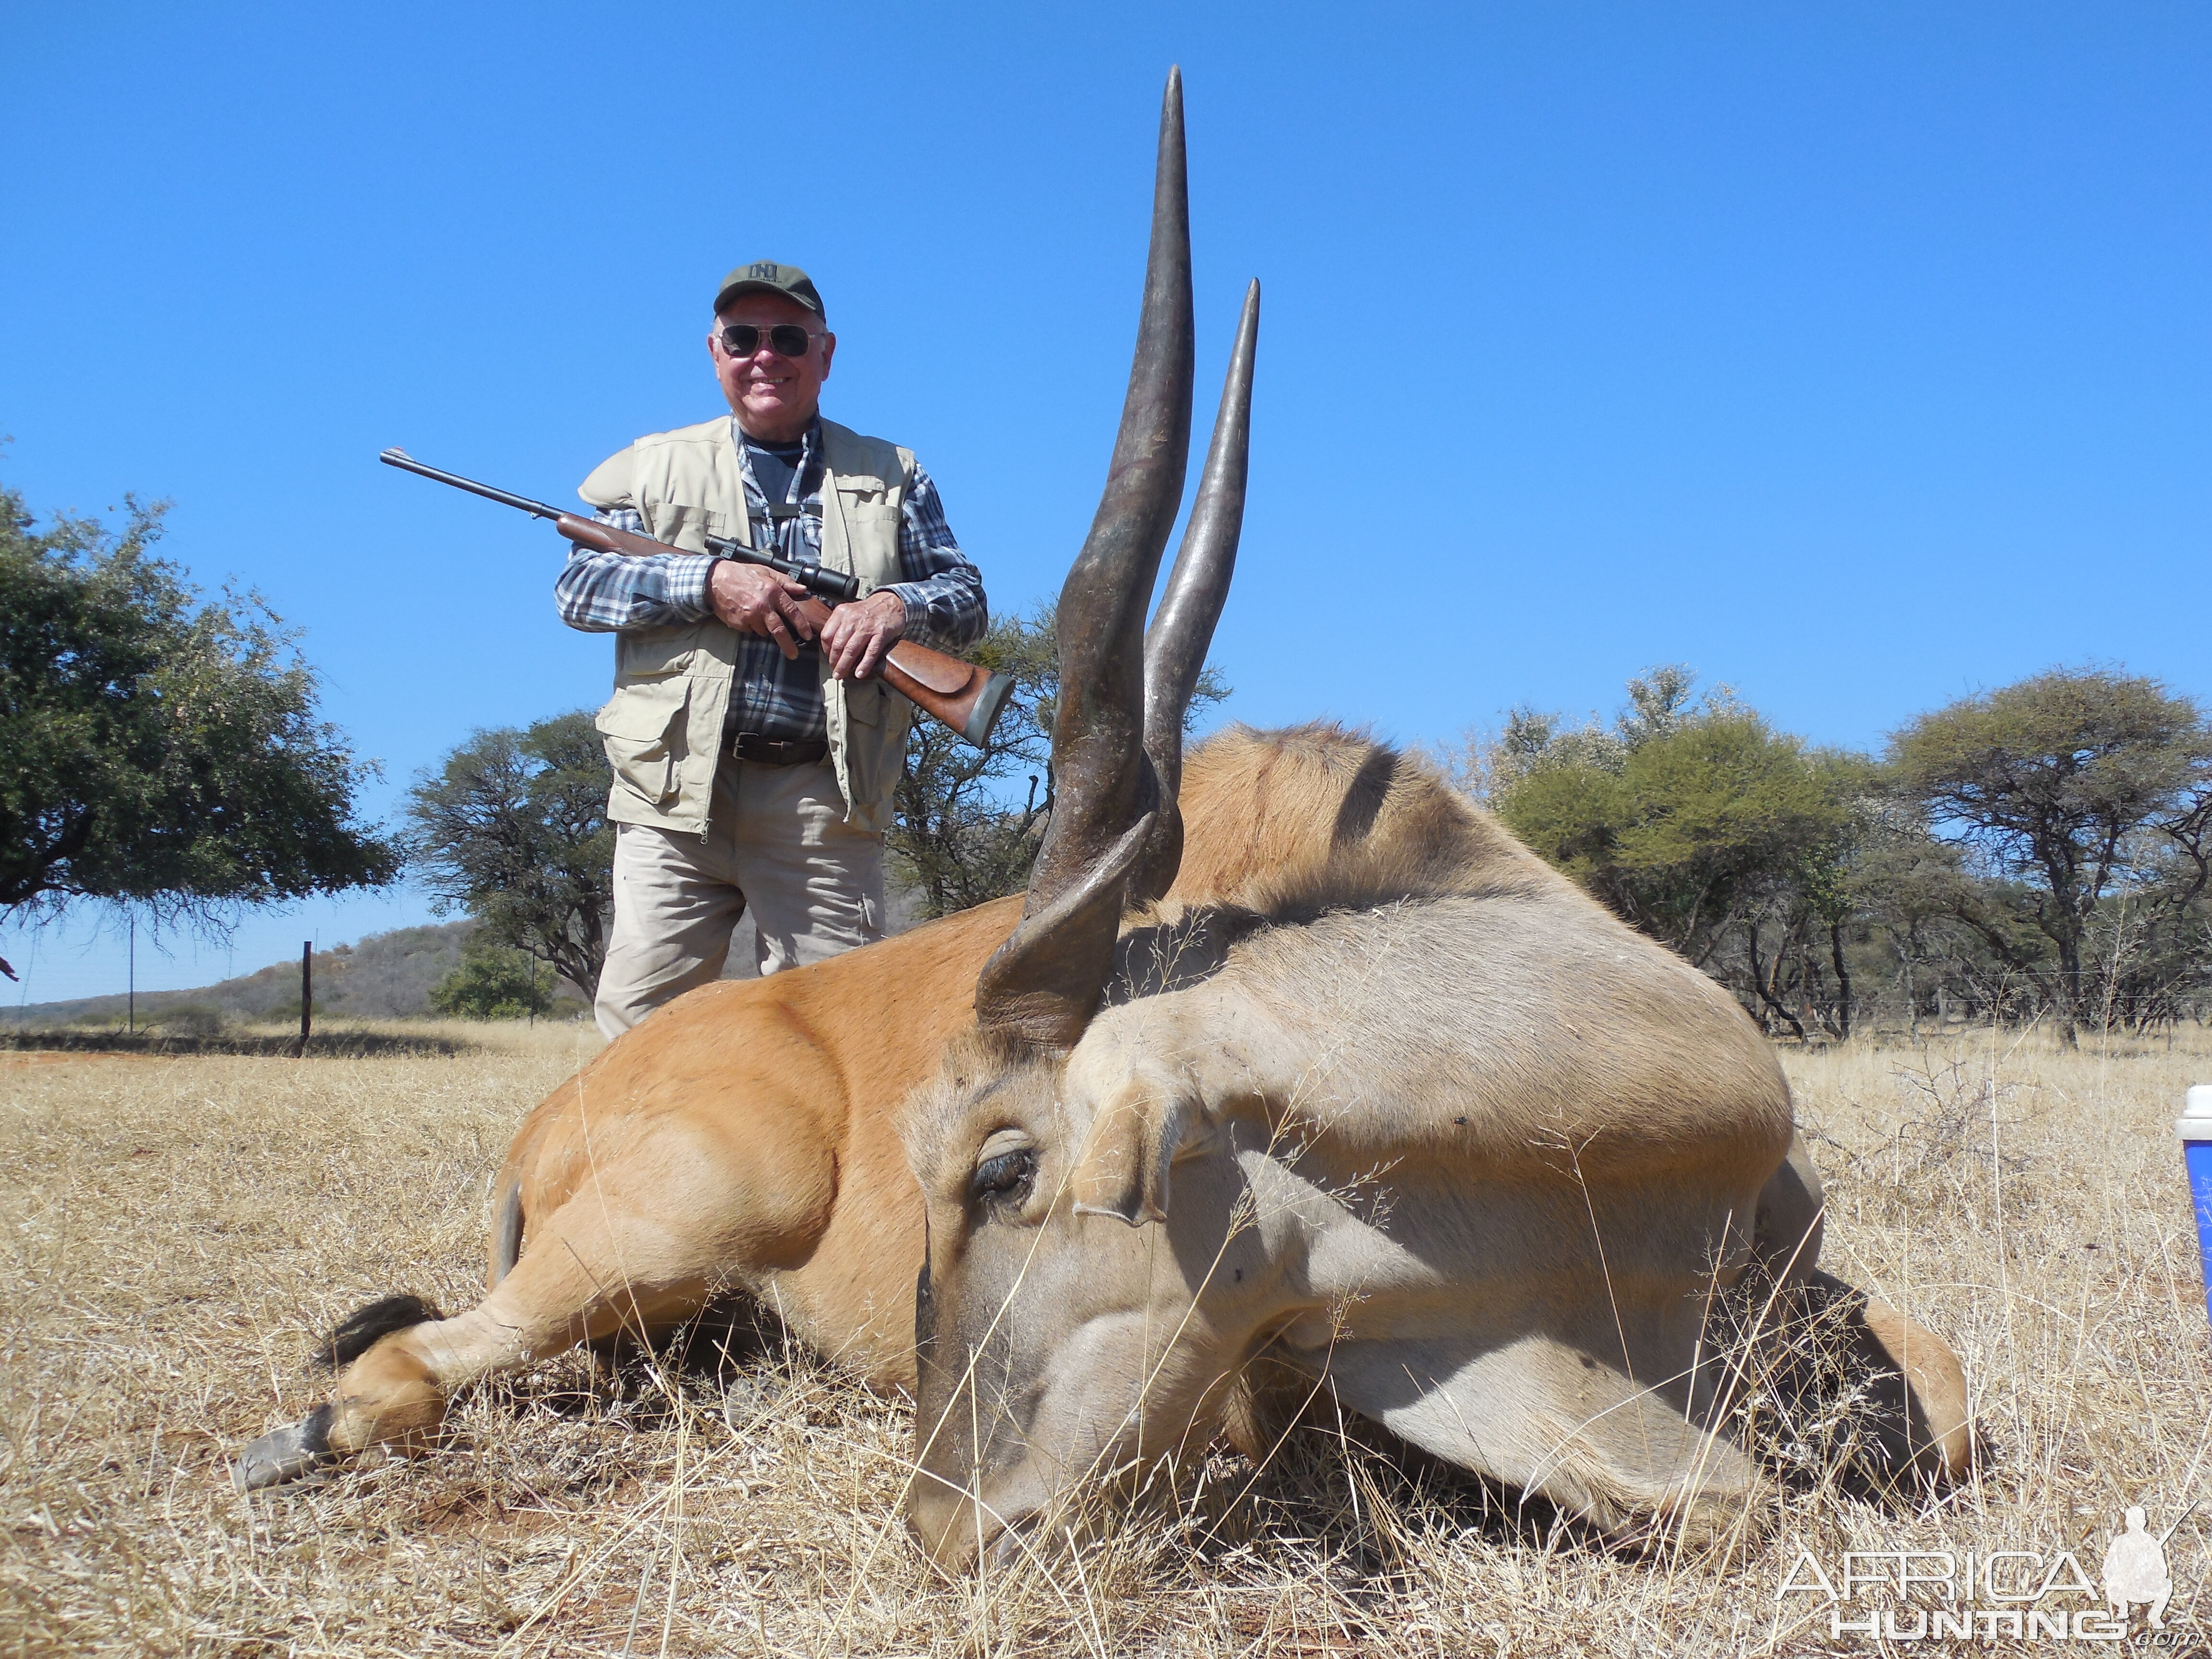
[380,447,1011,745]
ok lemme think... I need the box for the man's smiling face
[708,291,835,443]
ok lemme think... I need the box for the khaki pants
[594,759,886,1039]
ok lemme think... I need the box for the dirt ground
[1,1022,2207,1656]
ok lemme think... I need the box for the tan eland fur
[904,726,1971,1564]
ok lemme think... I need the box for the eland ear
[1070,1088,1197,1226]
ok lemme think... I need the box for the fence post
[300,942,312,1053]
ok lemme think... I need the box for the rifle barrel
[379,448,568,520]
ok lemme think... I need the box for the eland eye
[970,1146,1037,1207]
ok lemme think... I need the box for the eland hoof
[232,1404,333,1491]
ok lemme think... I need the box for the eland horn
[1130,276,1258,904]
[974,67,1196,1048]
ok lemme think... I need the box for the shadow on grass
[441,1288,1959,1598]
[501,1296,1594,1569]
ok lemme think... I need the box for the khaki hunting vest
[578,415,913,836]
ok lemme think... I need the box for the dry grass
[0,1016,601,1059]
[1,1024,2208,1656]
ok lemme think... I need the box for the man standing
[558,261,987,1038]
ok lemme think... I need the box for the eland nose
[904,1479,990,1570]
[905,1460,1050,1572]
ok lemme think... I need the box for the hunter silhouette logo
[2102,1506,2177,1631]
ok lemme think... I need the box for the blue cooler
[2178,1086,2212,1326]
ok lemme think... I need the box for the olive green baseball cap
[713,260,825,318]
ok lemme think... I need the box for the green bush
[428,942,557,1021]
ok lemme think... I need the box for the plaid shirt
[554,418,987,742]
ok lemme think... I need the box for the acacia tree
[1491,668,1865,1037]
[0,481,397,976]
[406,711,614,998]
[1886,666,2212,1045]
[1841,806,2022,1032]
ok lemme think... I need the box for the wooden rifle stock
[556,515,1011,746]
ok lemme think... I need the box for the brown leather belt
[732,733,828,767]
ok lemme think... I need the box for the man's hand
[709,560,815,659]
[818,589,908,680]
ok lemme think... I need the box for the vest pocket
[595,677,692,805]
[643,502,733,553]
[839,680,911,821]
[616,626,699,680]
[845,678,886,725]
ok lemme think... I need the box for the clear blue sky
[4,2,2208,1001]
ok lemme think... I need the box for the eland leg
[235,1106,835,1491]
[236,1194,737,1490]
[1851,1285,1973,1484]
[1743,1135,1973,1488]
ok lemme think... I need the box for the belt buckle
[735,732,814,766]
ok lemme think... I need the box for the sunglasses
[718,322,825,358]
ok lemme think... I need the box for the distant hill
[3,884,930,1033]
[0,921,487,1028]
